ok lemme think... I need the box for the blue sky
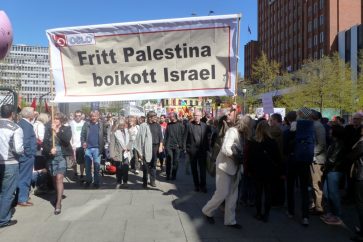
[0,0,257,75]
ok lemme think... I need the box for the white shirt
[70,119,85,148]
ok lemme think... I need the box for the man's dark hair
[285,111,297,123]
[1,104,14,118]
[160,114,166,119]
[271,113,282,123]
[311,110,322,120]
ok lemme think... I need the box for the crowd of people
[1,103,363,241]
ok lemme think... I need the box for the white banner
[46,15,240,103]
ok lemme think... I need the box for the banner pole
[233,15,241,121]
[48,45,55,148]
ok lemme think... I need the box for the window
[320,0,324,9]
[314,3,318,13]
[314,18,318,29]
[320,32,324,43]
[320,15,324,26]
[308,38,312,48]
[308,6,312,16]
[320,49,324,58]
[308,21,312,32]
[314,35,318,46]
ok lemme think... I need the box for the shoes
[79,175,85,183]
[194,187,200,192]
[309,208,324,216]
[17,201,33,207]
[135,170,140,175]
[0,220,17,228]
[143,183,148,189]
[322,216,343,225]
[166,176,171,180]
[204,214,215,224]
[54,206,61,215]
[70,174,78,181]
[226,224,242,229]
[93,184,100,189]
[301,218,309,227]
[120,183,129,189]
[150,182,156,188]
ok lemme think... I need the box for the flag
[30,97,37,110]
[44,100,50,113]
[248,26,252,35]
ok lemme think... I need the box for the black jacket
[183,121,209,155]
[164,121,184,149]
[43,123,72,157]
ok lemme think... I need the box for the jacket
[325,139,345,173]
[81,121,106,154]
[248,137,282,179]
[184,121,209,155]
[216,127,242,176]
[164,121,184,149]
[18,118,37,160]
[42,123,73,157]
[135,123,152,163]
[313,121,327,164]
[0,118,24,164]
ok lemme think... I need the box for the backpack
[294,119,315,163]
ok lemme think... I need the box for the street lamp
[242,88,247,114]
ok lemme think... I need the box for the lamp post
[242,88,247,115]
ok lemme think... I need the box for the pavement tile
[58,219,126,242]
[123,217,185,242]
[102,204,154,220]
[0,220,70,242]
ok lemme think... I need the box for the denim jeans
[323,171,343,217]
[0,164,19,226]
[17,156,35,203]
[85,148,101,185]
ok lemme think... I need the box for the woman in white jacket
[202,116,251,229]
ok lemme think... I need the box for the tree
[276,53,355,114]
[251,52,282,94]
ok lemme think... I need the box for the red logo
[52,34,67,47]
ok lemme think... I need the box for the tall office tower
[255,0,362,73]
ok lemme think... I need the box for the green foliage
[276,53,355,113]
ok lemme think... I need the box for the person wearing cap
[134,113,153,188]
[286,107,315,227]
[139,111,163,187]
[344,112,363,202]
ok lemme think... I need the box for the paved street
[0,160,357,242]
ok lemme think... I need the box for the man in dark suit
[17,107,37,206]
[184,110,210,193]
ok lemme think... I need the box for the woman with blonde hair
[202,116,251,229]
[128,116,140,174]
[109,118,132,188]
[248,120,281,222]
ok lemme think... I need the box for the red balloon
[0,11,13,60]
